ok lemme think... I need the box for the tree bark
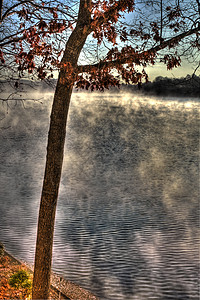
[32,1,91,299]
[32,79,73,300]
[0,0,3,22]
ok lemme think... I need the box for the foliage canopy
[0,0,199,92]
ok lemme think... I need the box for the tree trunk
[32,1,92,298]
[32,78,73,300]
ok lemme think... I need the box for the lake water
[0,92,199,299]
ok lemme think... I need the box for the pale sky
[146,60,199,81]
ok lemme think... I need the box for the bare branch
[0,0,75,23]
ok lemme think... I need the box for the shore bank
[0,249,99,300]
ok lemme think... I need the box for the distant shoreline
[1,74,200,98]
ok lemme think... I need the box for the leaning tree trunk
[32,1,91,298]
[32,79,73,300]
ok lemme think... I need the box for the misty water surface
[0,92,199,299]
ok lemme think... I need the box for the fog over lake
[0,92,199,299]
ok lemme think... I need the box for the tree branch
[0,0,75,23]
[196,0,200,16]
[77,25,200,73]
[1,0,30,22]
[0,30,50,47]
[0,0,3,21]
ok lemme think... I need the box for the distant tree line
[76,74,200,97]
[81,74,200,97]
[1,74,199,99]
[141,74,200,97]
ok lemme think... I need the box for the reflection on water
[0,93,199,299]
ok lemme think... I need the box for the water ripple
[0,94,199,299]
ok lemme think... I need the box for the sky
[122,0,200,81]
[77,1,200,82]
[1,0,199,84]
[146,60,199,81]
